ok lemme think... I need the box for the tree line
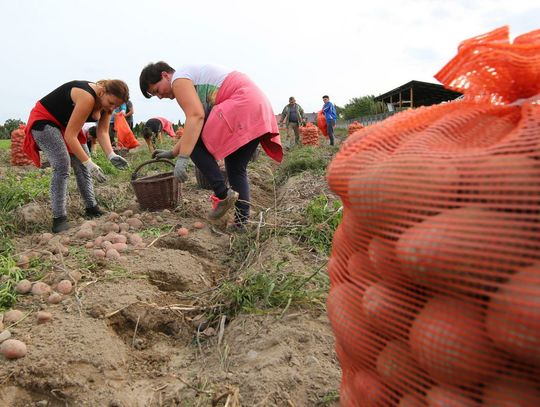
[1,96,383,139]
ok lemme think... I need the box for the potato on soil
[0,339,27,359]
[56,280,73,295]
[177,227,189,236]
[15,279,32,294]
[75,228,94,240]
[106,248,121,260]
[193,221,205,229]
[31,282,52,296]
[93,249,106,259]
[48,292,63,304]
[4,310,24,324]
[36,311,52,324]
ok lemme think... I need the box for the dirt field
[0,142,342,407]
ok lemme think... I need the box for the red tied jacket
[23,101,87,167]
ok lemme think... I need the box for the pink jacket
[201,71,282,162]
[155,117,176,137]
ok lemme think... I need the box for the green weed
[0,139,10,150]
[291,195,342,254]
[317,389,340,406]
[219,262,328,315]
[0,171,50,212]
[0,255,28,311]
[276,146,328,184]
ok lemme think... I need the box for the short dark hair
[142,126,153,139]
[88,126,97,138]
[139,61,175,98]
[289,96,295,102]
[322,95,329,99]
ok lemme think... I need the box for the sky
[0,0,538,125]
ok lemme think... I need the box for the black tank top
[38,80,98,127]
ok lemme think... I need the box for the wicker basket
[195,166,228,190]
[131,159,180,211]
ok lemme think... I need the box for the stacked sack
[347,121,363,137]
[299,122,320,146]
[327,26,540,406]
[11,124,33,166]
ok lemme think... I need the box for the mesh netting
[327,26,540,406]
[11,124,33,166]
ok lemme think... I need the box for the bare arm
[170,78,205,157]
[96,111,114,156]
[64,88,96,162]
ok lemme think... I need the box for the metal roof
[374,80,462,108]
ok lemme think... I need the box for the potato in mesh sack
[326,26,540,406]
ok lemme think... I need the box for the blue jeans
[327,119,336,145]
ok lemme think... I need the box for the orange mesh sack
[11,124,33,166]
[299,122,320,146]
[317,110,328,137]
[114,113,140,149]
[347,121,364,137]
[326,26,540,406]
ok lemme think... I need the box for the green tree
[0,119,24,139]
[341,96,387,120]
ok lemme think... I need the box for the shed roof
[374,80,462,108]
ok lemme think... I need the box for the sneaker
[85,205,105,218]
[52,216,70,233]
[208,189,239,220]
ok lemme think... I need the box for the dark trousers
[190,136,261,225]
[327,119,336,145]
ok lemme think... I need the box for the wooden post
[410,87,414,108]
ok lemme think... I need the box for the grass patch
[139,225,173,238]
[0,170,51,255]
[218,262,328,315]
[291,195,342,254]
[276,146,328,184]
[0,139,11,150]
[316,389,340,406]
[0,255,28,311]
[0,171,50,213]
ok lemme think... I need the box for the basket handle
[131,159,175,181]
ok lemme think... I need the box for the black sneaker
[85,205,105,218]
[52,216,70,233]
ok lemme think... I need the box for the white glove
[82,159,107,183]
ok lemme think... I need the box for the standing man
[280,96,305,147]
[322,95,337,146]
[125,99,134,129]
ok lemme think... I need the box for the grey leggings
[32,125,97,218]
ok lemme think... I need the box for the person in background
[139,61,282,231]
[84,124,98,155]
[125,99,134,129]
[322,95,337,146]
[23,79,130,233]
[280,96,305,147]
[141,117,175,153]
[109,102,127,147]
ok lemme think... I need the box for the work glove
[152,149,175,160]
[108,152,129,169]
[174,155,190,182]
[82,159,107,183]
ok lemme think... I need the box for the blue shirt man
[322,95,337,145]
